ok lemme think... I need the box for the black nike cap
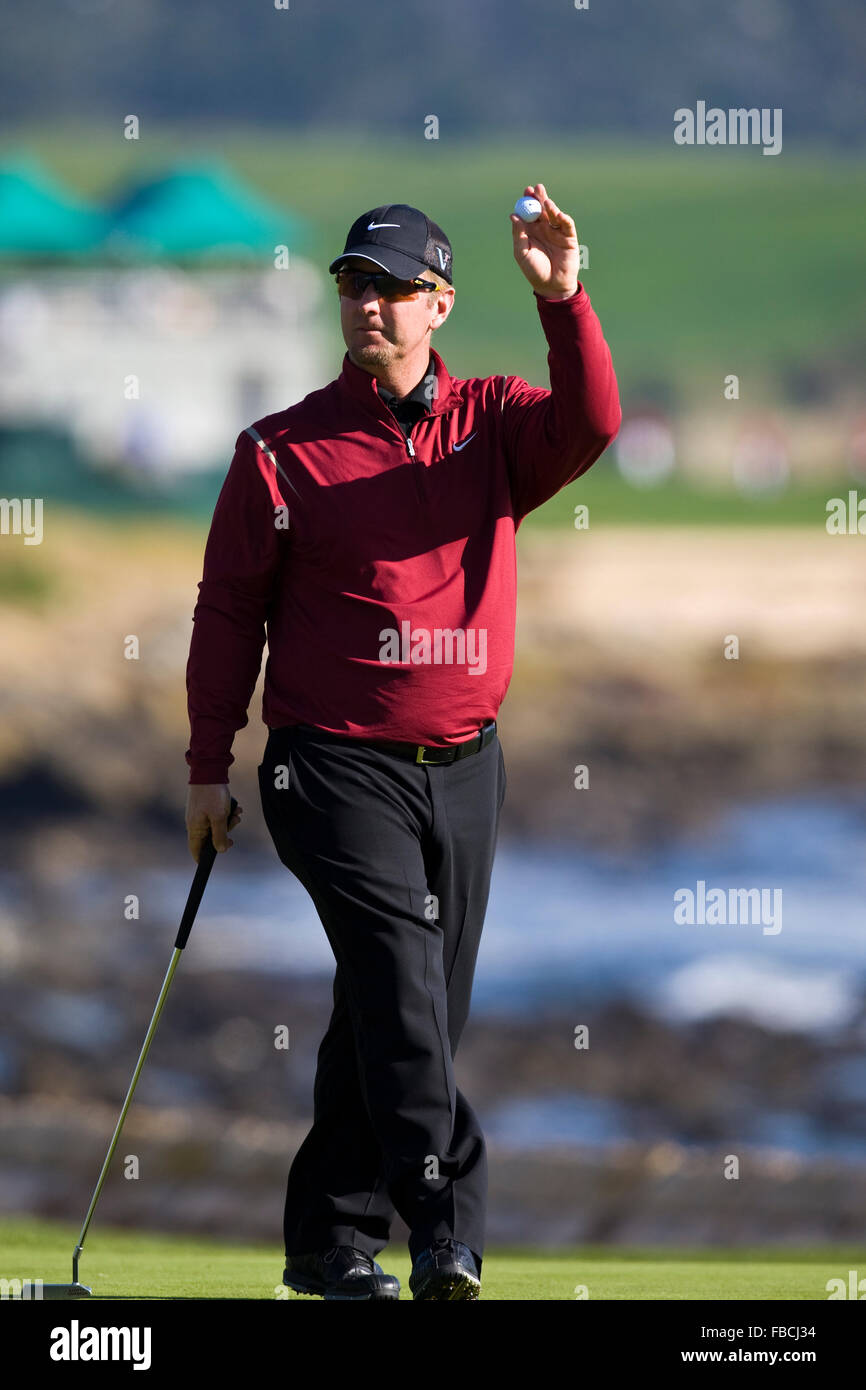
[328,204,453,284]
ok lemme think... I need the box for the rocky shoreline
[2,523,865,861]
[3,948,866,1246]
[3,518,865,1245]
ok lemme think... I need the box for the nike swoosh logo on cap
[453,433,477,452]
[367,222,401,230]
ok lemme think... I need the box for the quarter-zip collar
[337,343,463,421]
[376,356,434,412]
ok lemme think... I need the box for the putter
[17,797,238,1301]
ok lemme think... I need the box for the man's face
[337,256,454,370]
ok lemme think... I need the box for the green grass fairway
[2,1218,861,1300]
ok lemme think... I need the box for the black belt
[290,721,497,765]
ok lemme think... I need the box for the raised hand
[510,182,580,299]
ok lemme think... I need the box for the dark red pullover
[185,283,620,783]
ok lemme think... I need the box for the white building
[0,260,330,474]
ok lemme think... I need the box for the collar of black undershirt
[376,357,434,413]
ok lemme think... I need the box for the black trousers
[257,722,506,1271]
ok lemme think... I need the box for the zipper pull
[406,435,416,458]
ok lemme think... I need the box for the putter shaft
[72,949,182,1285]
[71,798,236,1288]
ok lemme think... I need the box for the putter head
[20,1281,92,1300]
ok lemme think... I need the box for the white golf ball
[514,196,542,222]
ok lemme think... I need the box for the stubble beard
[352,340,395,367]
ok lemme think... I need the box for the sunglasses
[334,269,440,301]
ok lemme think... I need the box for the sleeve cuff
[534,282,585,306]
[187,762,231,785]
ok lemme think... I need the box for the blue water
[65,789,866,1037]
[6,791,866,1157]
[481,1093,866,1159]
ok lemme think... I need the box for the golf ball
[514,196,542,222]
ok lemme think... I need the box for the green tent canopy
[0,157,107,257]
[102,162,309,261]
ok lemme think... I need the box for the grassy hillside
[3,130,864,405]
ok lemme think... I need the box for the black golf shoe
[409,1240,481,1300]
[283,1245,400,1300]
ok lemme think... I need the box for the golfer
[184,183,620,1299]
